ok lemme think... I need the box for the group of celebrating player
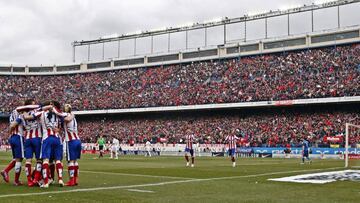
[0,99,81,188]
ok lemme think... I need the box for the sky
[0,0,359,65]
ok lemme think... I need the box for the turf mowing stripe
[0,166,344,198]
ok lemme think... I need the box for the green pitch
[0,152,358,203]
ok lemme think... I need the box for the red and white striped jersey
[52,108,79,141]
[64,114,80,141]
[33,110,60,140]
[225,135,239,149]
[10,110,24,136]
[185,134,195,149]
[19,110,42,139]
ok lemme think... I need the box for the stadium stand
[0,43,359,114]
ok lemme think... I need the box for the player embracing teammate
[15,100,48,187]
[21,101,65,188]
[53,104,81,186]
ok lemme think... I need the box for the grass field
[0,152,359,203]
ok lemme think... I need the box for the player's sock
[49,163,55,180]
[14,161,22,184]
[3,159,16,173]
[56,162,63,181]
[25,162,32,183]
[185,155,189,162]
[302,157,305,163]
[68,163,75,178]
[74,162,79,185]
[66,162,75,186]
[191,157,194,165]
[33,162,42,183]
[42,163,50,184]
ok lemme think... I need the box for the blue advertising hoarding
[247,147,360,155]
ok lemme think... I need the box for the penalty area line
[0,166,343,198]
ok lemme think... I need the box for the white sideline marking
[127,189,154,193]
[0,167,343,198]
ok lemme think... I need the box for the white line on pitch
[127,189,154,193]
[0,167,343,198]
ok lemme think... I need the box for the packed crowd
[2,110,357,147]
[1,44,359,113]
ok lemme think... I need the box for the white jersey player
[110,137,120,159]
[145,140,152,157]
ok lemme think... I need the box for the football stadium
[0,0,359,202]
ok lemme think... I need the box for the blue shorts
[24,137,42,159]
[9,134,24,159]
[66,140,82,161]
[185,148,194,156]
[228,148,236,157]
[51,142,63,161]
[41,136,62,160]
[303,151,309,158]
